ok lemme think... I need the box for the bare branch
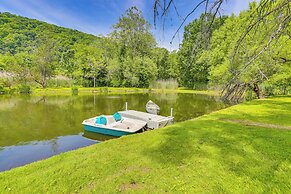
[162,0,173,16]
[170,0,207,44]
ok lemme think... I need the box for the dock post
[170,108,173,117]
[125,102,128,111]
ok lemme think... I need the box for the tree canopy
[0,1,290,100]
[0,9,177,88]
[154,0,291,100]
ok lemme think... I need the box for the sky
[0,0,256,50]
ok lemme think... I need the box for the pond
[0,93,228,172]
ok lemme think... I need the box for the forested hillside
[0,1,290,99]
[0,8,178,89]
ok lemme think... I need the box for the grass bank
[0,97,290,193]
[32,87,218,96]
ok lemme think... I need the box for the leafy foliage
[178,14,228,89]
[0,9,177,89]
[178,1,291,98]
[1,0,290,98]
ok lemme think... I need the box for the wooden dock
[119,110,174,129]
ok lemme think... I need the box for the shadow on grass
[142,117,291,188]
[214,99,291,126]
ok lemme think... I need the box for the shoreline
[1,87,219,96]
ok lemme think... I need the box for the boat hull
[83,124,133,137]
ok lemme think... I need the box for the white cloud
[1,0,56,24]
[0,0,110,36]
[222,0,259,15]
[125,0,146,13]
[0,0,260,51]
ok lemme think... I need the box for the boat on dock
[146,100,160,115]
[82,101,173,137]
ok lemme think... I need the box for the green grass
[31,87,218,96]
[0,97,290,193]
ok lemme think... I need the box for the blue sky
[0,0,255,50]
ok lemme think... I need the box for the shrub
[99,87,108,93]
[71,86,78,95]
[18,85,31,94]
[262,84,275,96]
[0,78,14,88]
[47,77,73,88]
[149,79,179,90]
[0,84,6,94]
[8,87,17,94]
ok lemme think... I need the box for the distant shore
[0,87,219,96]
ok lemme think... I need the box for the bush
[245,90,256,101]
[261,83,289,96]
[18,85,31,94]
[47,77,73,88]
[262,84,275,96]
[0,84,7,94]
[71,86,78,95]
[0,78,14,88]
[8,87,17,94]
[99,87,108,93]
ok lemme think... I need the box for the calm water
[0,93,228,172]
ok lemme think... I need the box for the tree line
[157,0,291,100]
[1,1,290,99]
[0,8,178,90]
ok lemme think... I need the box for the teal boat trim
[83,124,132,137]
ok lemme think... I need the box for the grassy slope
[0,97,290,193]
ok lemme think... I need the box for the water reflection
[0,134,95,172]
[83,131,117,141]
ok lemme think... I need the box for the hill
[0,11,178,89]
[0,12,98,55]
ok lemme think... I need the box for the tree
[178,14,227,89]
[111,6,156,58]
[31,37,57,88]
[152,48,179,81]
[154,0,291,100]
[0,53,33,86]
[109,7,158,87]
[73,43,107,87]
[167,51,179,80]
[202,2,291,100]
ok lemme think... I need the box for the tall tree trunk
[252,83,261,99]
[41,67,47,88]
[248,83,262,99]
[41,75,46,88]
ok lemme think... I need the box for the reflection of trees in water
[122,94,150,112]
[49,138,59,153]
[0,96,84,147]
[151,93,178,103]
[35,96,46,104]
[0,96,20,111]
[0,93,228,147]
[79,93,227,122]
[83,131,116,142]
[30,96,76,107]
[172,94,227,122]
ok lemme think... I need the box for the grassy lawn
[0,97,290,193]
